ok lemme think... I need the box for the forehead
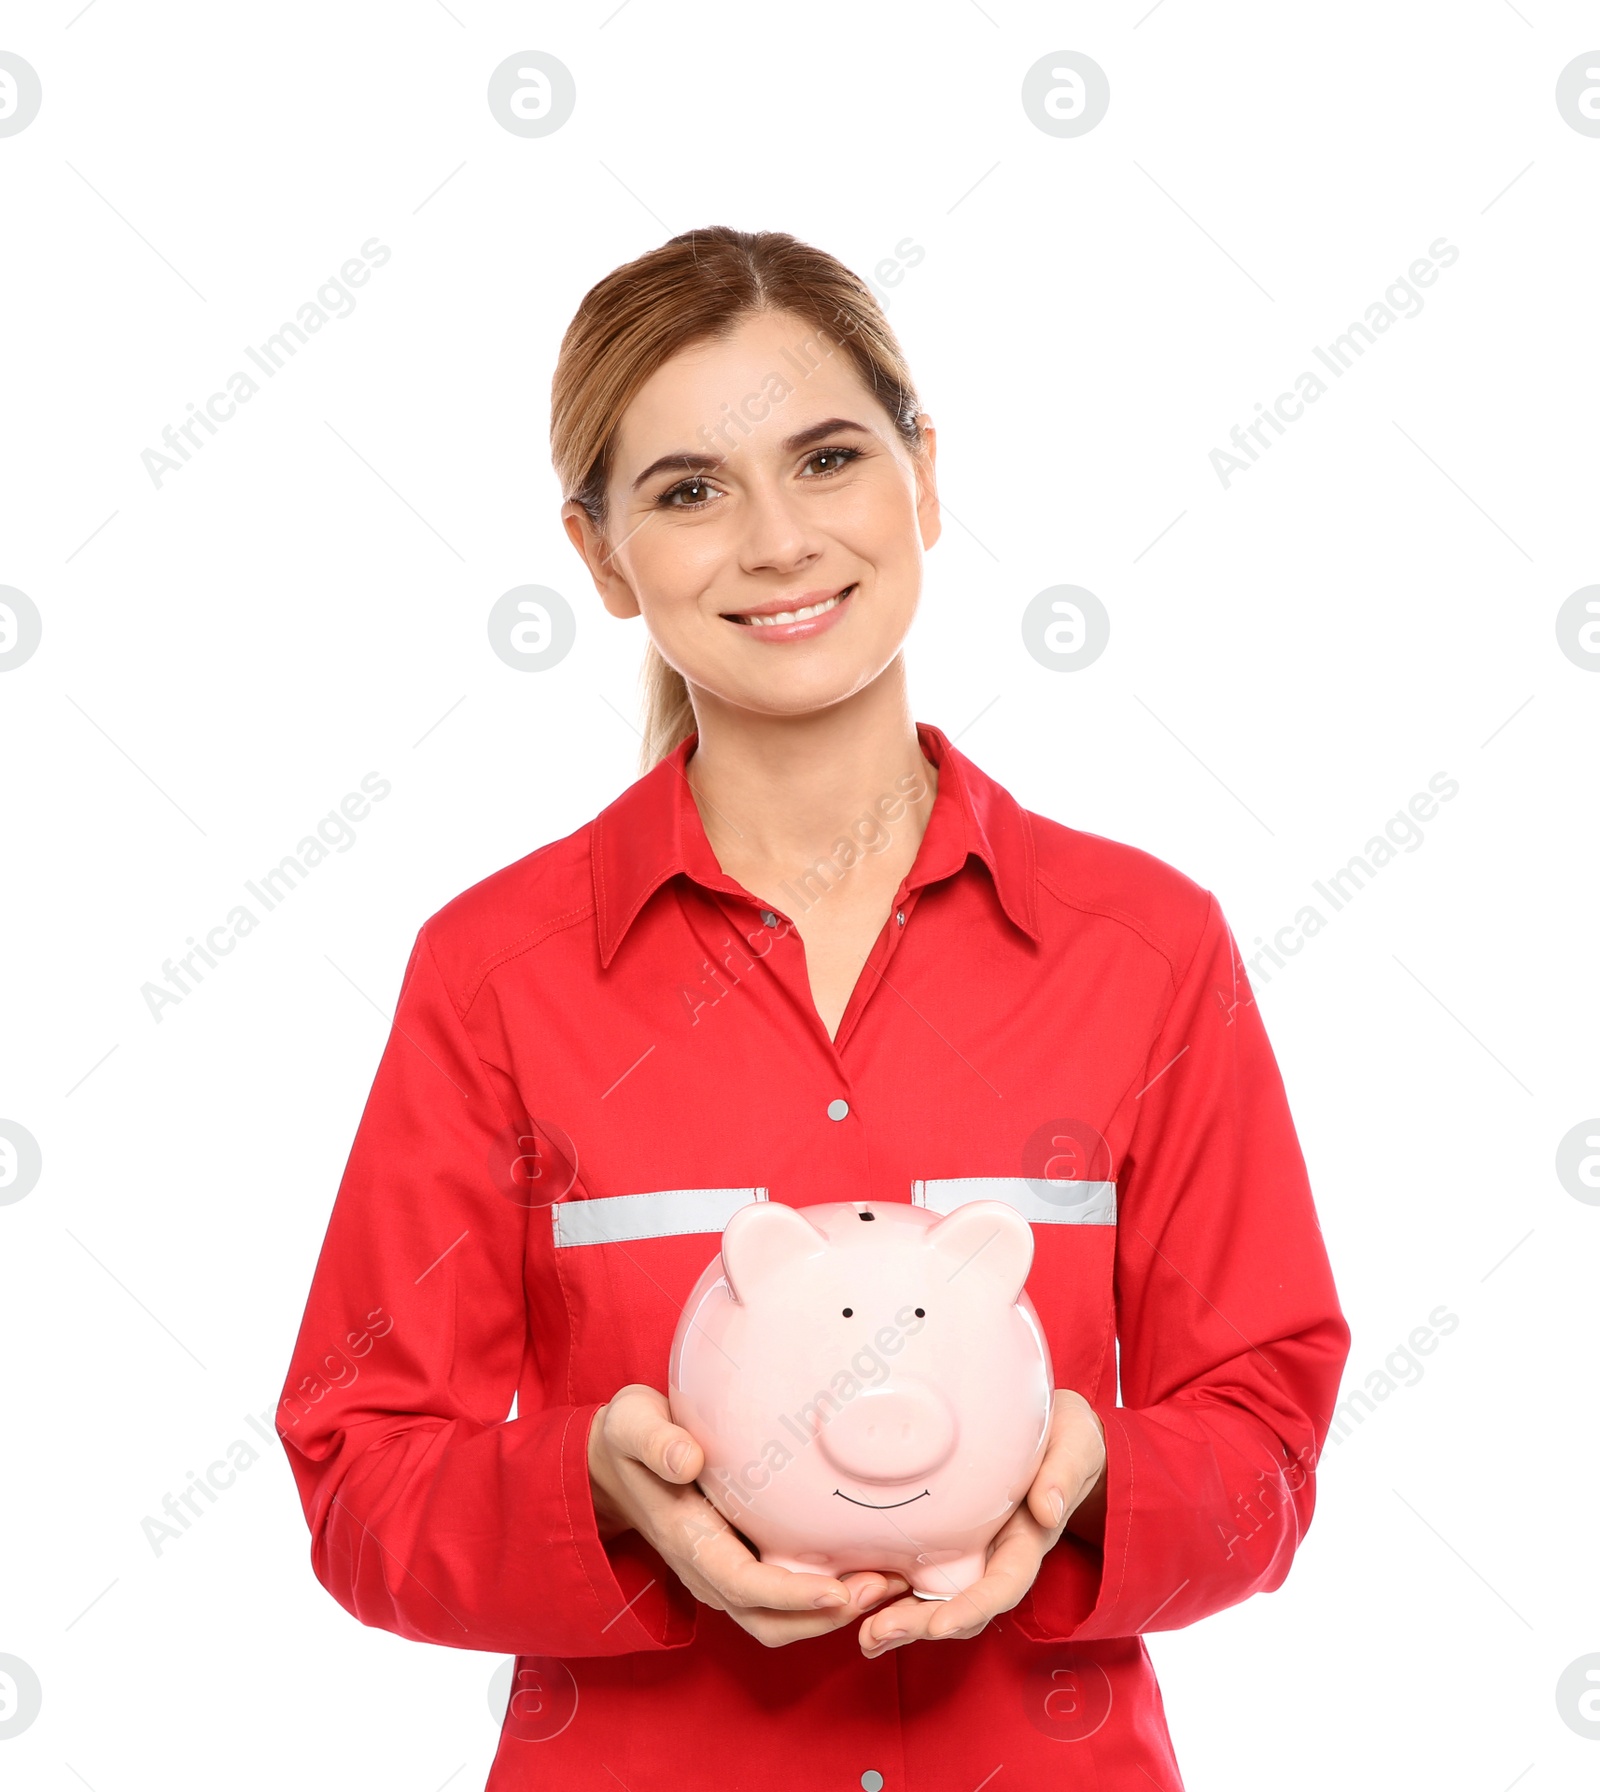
[611,309,886,474]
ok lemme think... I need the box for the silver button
[861,1774,884,1792]
[760,910,778,927]
[827,1098,850,1122]
[895,909,906,926]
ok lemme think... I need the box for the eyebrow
[629,416,873,494]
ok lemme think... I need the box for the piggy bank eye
[915,1307,925,1317]
[842,1307,853,1317]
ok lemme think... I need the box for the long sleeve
[276,924,698,1657]
[1012,891,1351,1643]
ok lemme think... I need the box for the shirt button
[760,909,778,927]
[861,1775,884,1792]
[827,1098,850,1122]
[895,909,906,926]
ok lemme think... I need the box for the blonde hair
[549,226,926,772]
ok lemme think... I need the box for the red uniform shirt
[278,719,1350,1789]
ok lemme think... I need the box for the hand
[587,1385,912,1648]
[858,1388,1107,1659]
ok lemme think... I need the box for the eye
[799,445,863,479]
[914,1308,925,1318]
[842,1307,853,1318]
[656,473,720,511]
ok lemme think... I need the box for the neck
[680,665,937,877]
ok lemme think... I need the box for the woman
[279,226,1350,1788]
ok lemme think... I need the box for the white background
[2,3,1596,1787]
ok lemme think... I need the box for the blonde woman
[280,226,1350,1789]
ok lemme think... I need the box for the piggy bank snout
[816,1380,956,1483]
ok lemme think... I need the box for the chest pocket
[911,1176,1115,1225]
[911,1176,1118,1402]
[552,1184,768,1247]
[549,1187,767,1403]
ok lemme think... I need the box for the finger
[943,1522,1055,1632]
[970,1517,1052,1604]
[1026,1474,1070,1530]
[861,1533,1045,1653]
[673,1506,855,1613]
[731,1604,859,1648]
[728,1575,913,1649]
[844,1570,911,1611]
[1026,1398,1104,1530]
[858,1591,929,1654]
[603,1385,704,1483]
[924,1559,1032,1638]
[1027,1455,1102,1532]
[1030,1448,1095,1526]
[861,1582,1002,1652]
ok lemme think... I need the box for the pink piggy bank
[667,1197,1054,1600]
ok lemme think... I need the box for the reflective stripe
[552,1185,768,1247]
[911,1176,1116,1225]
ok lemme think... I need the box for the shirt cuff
[1008,1407,1127,1643]
[562,1403,699,1651]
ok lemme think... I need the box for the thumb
[1026,1392,1104,1529]
[655,1421,704,1483]
[601,1387,705,1484]
[1028,1477,1069,1530]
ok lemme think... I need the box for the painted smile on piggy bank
[668,1198,1055,1601]
[834,1489,931,1509]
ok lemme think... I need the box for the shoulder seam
[455,903,597,1020]
[412,930,525,1112]
[1168,888,1221,1003]
[1126,888,1221,1107]
[414,925,466,1024]
[1099,887,1221,1136]
[1034,863,1191,989]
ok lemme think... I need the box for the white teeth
[742,588,850,626]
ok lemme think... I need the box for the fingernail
[813,1592,850,1608]
[873,1626,908,1646]
[665,1442,691,1476]
[1050,1488,1066,1524]
[853,1578,885,1603]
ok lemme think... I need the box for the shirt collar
[591,720,1041,969]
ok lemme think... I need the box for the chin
[753,679,886,721]
[719,648,908,717]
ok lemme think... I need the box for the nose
[816,1380,957,1483]
[735,472,824,575]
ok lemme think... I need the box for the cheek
[835,477,921,560]
[630,525,726,615]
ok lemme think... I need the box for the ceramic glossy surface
[667,1198,1054,1600]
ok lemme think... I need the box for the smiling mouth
[832,1488,931,1510]
[724,584,855,626]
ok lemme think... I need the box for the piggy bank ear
[720,1200,828,1304]
[923,1199,1035,1302]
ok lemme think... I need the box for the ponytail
[639,640,697,773]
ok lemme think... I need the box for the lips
[723,585,855,626]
